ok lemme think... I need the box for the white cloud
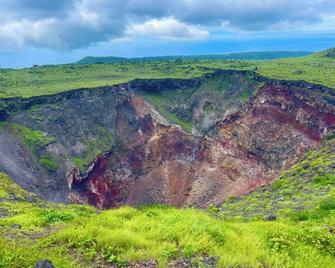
[128,17,209,39]
[0,0,334,50]
[0,19,60,50]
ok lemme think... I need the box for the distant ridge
[312,47,335,59]
[76,51,312,64]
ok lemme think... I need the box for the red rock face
[68,81,335,209]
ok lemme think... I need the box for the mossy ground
[10,123,55,153]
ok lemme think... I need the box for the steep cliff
[0,87,120,201]
[68,76,335,208]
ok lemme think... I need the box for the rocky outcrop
[34,260,54,268]
[0,86,124,202]
[136,70,263,135]
[68,78,335,208]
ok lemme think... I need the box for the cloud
[0,0,73,19]
[173,0,335,31]
[0,0,334,50]
[128,17,209,39]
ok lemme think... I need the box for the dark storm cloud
[0,0,334,50]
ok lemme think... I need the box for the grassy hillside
[199,51,335,89]
[2,151,335,268]
[0,62,209,98]
[221,136,335,220]
[0,48,333,99]
[311,48,335,59]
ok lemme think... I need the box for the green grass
[39,155,60,172]
[0,48,334,99]
[11,123,55,153]
[220,137,335,220]
[0,62,209,98]
[9,124,60,171]
[77,51,312,64]
[2,172,335,267]
[0,173,35,200]
[197,51,335,88]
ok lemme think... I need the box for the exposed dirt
[68,77,335,208]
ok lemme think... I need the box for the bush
[314,174,335,186]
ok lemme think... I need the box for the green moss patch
[11,123,55,153]
[39,156,59,172]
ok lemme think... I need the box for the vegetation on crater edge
[2,148,335,268]
[0,48,334,99]
[11,123,55,153]
[220,136,335,220]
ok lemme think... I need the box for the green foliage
[2,174,335,267]
[101,246,128,266]
[0,238,79,268]
[39,155,59,172]
[11,123,55,153]
[290,197,335,222]
[312,48,335,59]
[198,51,335,88]
[0,173,35,200]
[314,173,335,186]
[44,210,75,224]
[220,137,335,219]
[43,207,221,265]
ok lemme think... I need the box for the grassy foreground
[2,167,335,267]
[0,48,334,98]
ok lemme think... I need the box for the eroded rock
[34,259,54,268]
[68,79,335,208]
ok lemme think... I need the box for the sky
[0,0,334,68]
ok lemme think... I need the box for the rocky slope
[1,70,335,207]
[139,70,263,134]
[0,71,257,203]
[68,74,335,208]
[0,87,119,202]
